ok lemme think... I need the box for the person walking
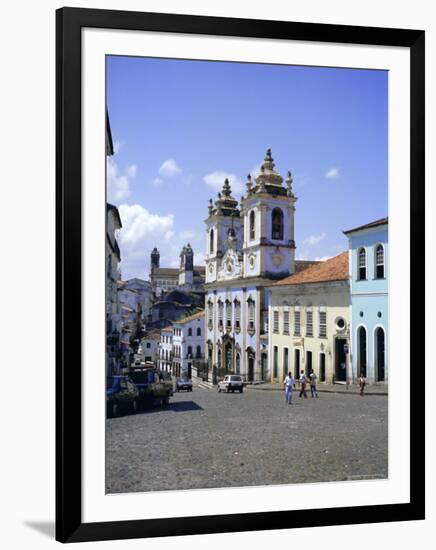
[359,374,366,396]
[284,371,295,405]
[299,370,308,398]
[309,369,318,398]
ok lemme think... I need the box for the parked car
[129,368,172,408]
[217,375,244,393]
[175,377,193,392]
[106,375,139,418]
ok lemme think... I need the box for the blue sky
[106,56,388,281]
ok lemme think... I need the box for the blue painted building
[344,218,388,384]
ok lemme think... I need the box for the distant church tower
[179,243,194,286]
[150,247,160,271]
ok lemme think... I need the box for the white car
[217,375,244,393]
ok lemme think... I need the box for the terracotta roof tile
[273,252,348,286]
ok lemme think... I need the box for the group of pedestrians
[283,369,318,405]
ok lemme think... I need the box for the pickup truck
[129,367,172,408]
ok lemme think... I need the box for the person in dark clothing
[299,370,308,398]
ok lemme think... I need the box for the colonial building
[106,203,122,377]
[149,246,205,296]
[172,311,205,378]
[204,149,298,383]
[158,326,173,372]
[344,218,388,384]
[122,278,153,322]
[139,330,161,363]
[268,252,350,384]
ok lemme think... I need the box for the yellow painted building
[267,252,351,384]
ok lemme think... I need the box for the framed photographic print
[56,7,425,543]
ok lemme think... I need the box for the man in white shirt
[284,372,295,405]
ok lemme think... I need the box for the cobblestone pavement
[106,387,388,494]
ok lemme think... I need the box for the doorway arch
[357,325,367,377]
[375,326,385,381]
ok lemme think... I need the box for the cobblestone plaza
[106,387,388,494]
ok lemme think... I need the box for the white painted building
[140,330,161,363]
[205,149,298,383]
[158,326,173,373]
[268,252,350,384]
[172,311,205,377]
[106,203,122,377]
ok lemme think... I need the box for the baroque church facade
[204,149,297,382]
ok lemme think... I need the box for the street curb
[245,386,388,396]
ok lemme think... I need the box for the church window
[226,300,232,329]
[207,301,213,329]
[358,248,367,280]
[218,301,224,330]
[375,244,385,279]
[210,229,214,254]
[249,210,255,240]
[234,299,241,330]
[273,310,279,333]
[248,299,255,331]
[272,208,284,240]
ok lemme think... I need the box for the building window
[249,210,255,240]
[226,300,232,330]
[218,300,224,330]
[197,327,201,336]
[375,244,385,279]
[273,310,279,333]
[210,229,214,254]
[271,208,284,240]
[358,247,367,280]
[146,343,151,349]
[283,310,290,334]
[294,308,301,336]
[234,299,241,330]
[247,298,255,332]
[188,328,192,336]
[196,345,202,358]
[319,309,327,338]
[306,309,313,337]
[187,345,192,357]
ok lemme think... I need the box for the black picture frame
[56,7,425,543]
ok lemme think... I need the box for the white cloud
[203,171,244,194]
[303,232,327,247]
[179,230,196,240]
[325,167,340,179]
[314,255,333,262]
[151,177,164,186]
[249,163,263,178]
[158,158,182,177]
[107,158,136,203]
[126,165,137,178]
[116,205,205,280]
